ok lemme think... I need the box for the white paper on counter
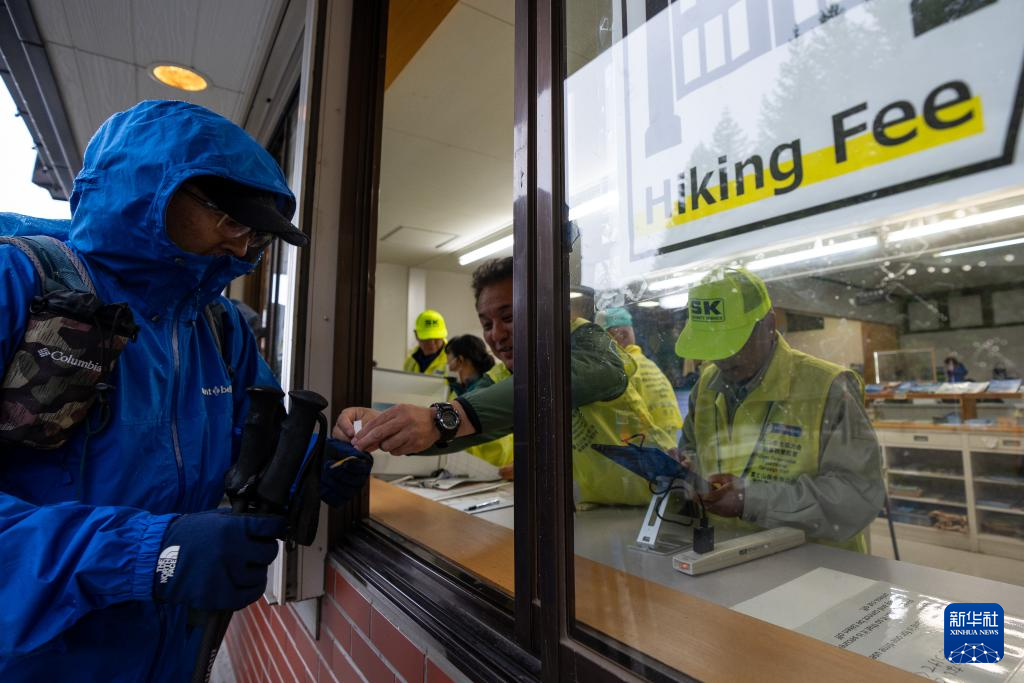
[733,568,1024,682]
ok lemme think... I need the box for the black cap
[193,176,309,247]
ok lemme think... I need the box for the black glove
[320,439,373,507]
[153,510,286,611]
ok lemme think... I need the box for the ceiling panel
[194,0,277,92]
[60,0,135,63]
[29,0,73,45]
[378,1,514,269]
[45,43,95,151]
[132,0,201,73]
[461,0,514,25]
[383,3,512,163]
[74,51,138,129]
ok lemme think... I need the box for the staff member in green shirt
[676,268,884,553]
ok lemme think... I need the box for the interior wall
[374,262,411,369]
[423,269,480,341]
[901,325,1024,379]
[784,317,865,372]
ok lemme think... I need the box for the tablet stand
[632,476,693,555]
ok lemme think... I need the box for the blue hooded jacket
[0,101,292,682]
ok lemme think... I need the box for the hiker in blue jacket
[0,101,367,682]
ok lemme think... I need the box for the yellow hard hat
[414,309,448,340]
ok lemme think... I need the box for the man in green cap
[675,268,883,553]
[599,306,683,439]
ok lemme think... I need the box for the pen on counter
[464,498,501,512]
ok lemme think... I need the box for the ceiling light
[649,271,709,292]
[568,191,619,221]
[885,204,1024,243]
[962,264,972,272]
[569,291,582,299]
[1005,254,1016,262]
[926,266,935,273]
[659,292,689,309]
[906,268,917,275]
[458,234,513,266]
[151,64,208,92]
[638,300,659,308]
[746,236,878,271]
[934,235,1024,257]
[978,261,987,267]
[941,267,951,273]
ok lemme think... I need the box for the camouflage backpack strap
[0,235,96,295]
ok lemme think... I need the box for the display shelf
[887,469,964,480]
[977,505,1024,516]
[889,494,966,507]
[867,392,1023,421]
[876,426,1024,559]
[975,476,1024,486]
[872,518,973,550]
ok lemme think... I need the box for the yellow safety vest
[464,363,514,467]
[623,344,683,436]
[692,335,868,553]
[403,347,448,376]
[571,319,677,506]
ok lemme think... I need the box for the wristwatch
[431,402,460,447]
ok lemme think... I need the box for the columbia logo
[35,347,103,372]
[156,545,180,584]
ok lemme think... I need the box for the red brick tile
[350,630,395,683]
[323,597,352,653]
[335,574,371,635]
[330,639,366,683]
[289,614,323,678]
[370,609,424,683]
[426,659,455,683]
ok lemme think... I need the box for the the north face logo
[156,545,180,584]
[690,298,725,322]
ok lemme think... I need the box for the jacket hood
[68,100,295,317]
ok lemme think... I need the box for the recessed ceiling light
[1005,254,1016,262]
[941,267,951,273]
[906,268,917,275]
[151,64,208,92]
[962,264,972,272]
[926,266,936,273]
[637,301,659,308]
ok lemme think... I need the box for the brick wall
[226,559,463,683]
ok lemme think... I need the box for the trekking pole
[191,390,328,683]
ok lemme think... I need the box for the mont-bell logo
[945,603,1003,664]
[690,298,725,323]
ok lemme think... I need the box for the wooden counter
[368,479,915,682]
[872,420,1024,434]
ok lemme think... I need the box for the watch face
[438,410,459,430]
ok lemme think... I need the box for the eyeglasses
[180,187,274,250]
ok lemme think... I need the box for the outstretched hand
[332,407,381,442]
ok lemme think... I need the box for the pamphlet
[733,568,1024,682]
[988,380,1022,395]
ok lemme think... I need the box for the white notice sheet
[733,568,1024,682]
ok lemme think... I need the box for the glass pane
[564,0,1024,679]
[356,3,516,595]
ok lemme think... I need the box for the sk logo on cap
[690,298,725,322]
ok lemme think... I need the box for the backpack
[0,234,237,450]
[0,236,139,449]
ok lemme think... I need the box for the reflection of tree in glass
[758,2,902,151]
[687,108,750,171]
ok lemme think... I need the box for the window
[365,0,518,597]
[562,0,1024,679]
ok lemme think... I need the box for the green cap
[598,306,633,329]
[674,268,771,361]
[414,309,448,340]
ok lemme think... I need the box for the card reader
[672,527,805,575]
